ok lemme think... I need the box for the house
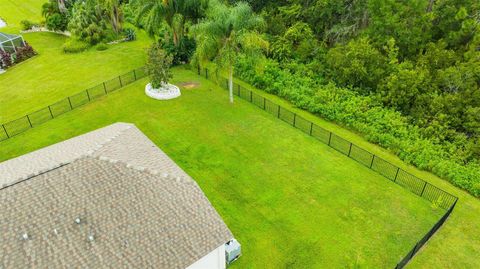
[0,123,240,268]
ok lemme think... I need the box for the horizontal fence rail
[0,67,147,141]
[197,66,458,269]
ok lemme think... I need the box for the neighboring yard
[0,31,151,123]
[0,0,44,32]
[0,68,443,268]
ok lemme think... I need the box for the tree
[68,0,108,44]
[135,0,208,46]
[192,1,267,103]
[146,43,173,88]
[42,0,69,31]
[101,0,124,33]
[325,37,387,93]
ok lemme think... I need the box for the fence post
[205,69,208,79]
[328,132,332,145]
[370,155,375,168]
[348,143,353,157]
[103,82,107,94]
[277,106,281,118]
[86,89,91,101]
[394,168,400,182]
[263,98,266,110]
[68,97,73,109]
[250,91,253,102]
[133,69,137,80]
[197,65,200,75]
[237,85,241,96]
[309,122,313,136]
[2,124,9,138]
[26,115,33,127]
[420,182,427,196]
[293,113,296,126]
[119,76,123,87]
[48,106,54,118]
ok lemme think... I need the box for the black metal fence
[0,67,147,141]
[197,66,458,268]
[0,64,458,268]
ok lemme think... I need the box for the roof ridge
[0,123,134,188]
[94,155,194,185]
[84,123,134,156]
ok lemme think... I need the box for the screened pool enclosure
[0,32,25,53]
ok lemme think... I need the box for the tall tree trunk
[426,0,435,12]
[229,65,234,103]
[173,30,179,46]
[58,0,67,13]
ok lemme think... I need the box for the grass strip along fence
[0,67,147,141]
[197,66,458,269]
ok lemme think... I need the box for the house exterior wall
[186,244,225,269]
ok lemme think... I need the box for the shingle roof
[0,123,233,268]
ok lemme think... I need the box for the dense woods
[231,0,480,196]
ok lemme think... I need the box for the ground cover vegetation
[0,68,444,268]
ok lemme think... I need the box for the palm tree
[192,1,267,103]
[136,0,207,46]
[42,0,60,19]
[101,0,123,33]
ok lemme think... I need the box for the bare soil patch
[180,81,200,89]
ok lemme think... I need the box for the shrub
[233,55,480,197]
[62,40,90,53]
[68,1,107,45]
[46,13,68,31]
[96,42,108,51]
[160,36,196,65]
[20,20,39,30]
[145,43,173,88]
[123,28,136,41]
[0,51,12,68]
[15,42,36,62]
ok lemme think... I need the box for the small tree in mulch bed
[145,43,173,89]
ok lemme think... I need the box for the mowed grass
[0,2,152,123]
[0,31,152,123]
[0,0,44,32]
[0,67,443,268]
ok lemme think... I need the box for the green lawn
[0,0,44,32]
[0,67,444,268]
[0,31,152,123]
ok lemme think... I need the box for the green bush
[233,55,480,197]
[123,28,136,41]
[62,40,90,53]
[95,43,108,51]
[20,20,39,30]
[46,13,68,31]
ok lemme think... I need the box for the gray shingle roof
[0,123,233,268]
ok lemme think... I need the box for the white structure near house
[0,32,25,53]
[0,123,240,268]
